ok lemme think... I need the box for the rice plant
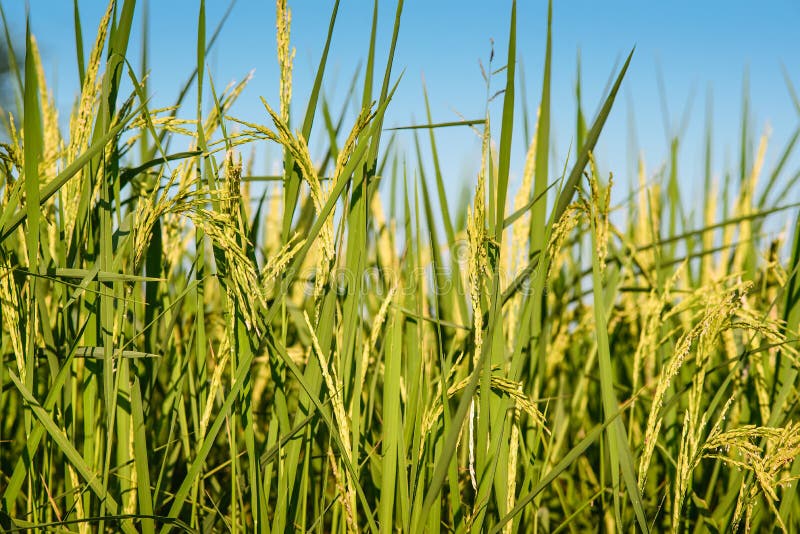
[1,0,799,532]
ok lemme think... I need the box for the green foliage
[1,1,799,532]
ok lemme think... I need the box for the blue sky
[6,0,800,223]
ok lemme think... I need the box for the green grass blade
[23,15,42,276]
[387,119,484,131]
[130,376,155,534]
[493,0,516,237]
[552,48,634,223]
[73,0,86,86]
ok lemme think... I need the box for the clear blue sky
[7,0,800,224]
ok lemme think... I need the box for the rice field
[1,0,800,532]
